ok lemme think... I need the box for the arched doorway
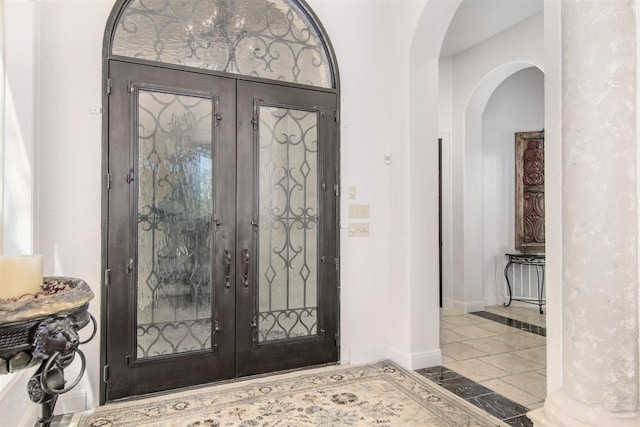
[101,0,340,402]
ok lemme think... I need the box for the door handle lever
[223,250,231,288]
[242,248,250,288]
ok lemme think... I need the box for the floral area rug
[71,360,507,426]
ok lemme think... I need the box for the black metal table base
[1,306,95,427]
[503,253,545,314]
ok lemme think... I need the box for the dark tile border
[470,311,546,336]
[415,366,533,427]
[504,414,536,427]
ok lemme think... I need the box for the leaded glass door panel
[235,81,338,376]
[105,61,237,400]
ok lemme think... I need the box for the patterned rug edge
[70,360,510,426]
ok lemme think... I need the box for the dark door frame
[103,62,238,400]
[101,59,340,402]
[101,0,341,405]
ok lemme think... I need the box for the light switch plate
[348,204,369,218]
[348,223,370,237]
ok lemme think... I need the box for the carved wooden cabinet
[515,131,545,253]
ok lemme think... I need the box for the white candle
[0,255,43,300]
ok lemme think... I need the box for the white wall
[311,0,423,366]
[3,0,36,256]
[481,67,544,306]
[0,1,40,425]
[37,0,113,417]
[1,0,438,423]
[439,56,453,133]
[0,0,566,422]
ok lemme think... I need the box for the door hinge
[127,82,134,93]
[214,96,221,126]
[250,316,257,329]
[104,268,111,287]
[126,169,135,183]
[106,172,111,190]
[106,78,112,95]
[334,110,339,124]
[334,184,339,197]
[334,258,340,271]
[103,364,109,382]
[125,354,131,365]
[126,258,134,273]
[251,100,261,130]
[335,332,340,346]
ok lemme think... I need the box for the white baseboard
[387,346,442,371]
[349,345,387,365]
[407,349,442,370]
[484,295,498,307]
[351,344,442,372]
[452,299,485,313]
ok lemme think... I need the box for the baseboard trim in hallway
[470,311,546,336]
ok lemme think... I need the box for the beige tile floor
[440,305,546,410]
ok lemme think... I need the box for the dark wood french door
[104,61,338,401]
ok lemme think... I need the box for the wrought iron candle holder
[0,277,95,427]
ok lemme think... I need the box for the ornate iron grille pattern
[136,89,214,358]
[112,0,332,88]
[136,320,211,358]
[257,106,318,342]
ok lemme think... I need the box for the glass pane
[136,89,214,358]
[257,105,318,342]
[112,0,332,88]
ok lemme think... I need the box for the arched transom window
[110,0,335,88]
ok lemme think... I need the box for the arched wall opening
[462,62,544,311]
[479,66,545,306]
[440,11,544,314]
[407,0,561,394]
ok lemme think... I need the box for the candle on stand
[0,255,43,300]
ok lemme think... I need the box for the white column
[531,1,639,425]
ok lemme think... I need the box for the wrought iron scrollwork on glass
[258,308,317,341]
[257,105,319,342]
[112,0,333,88]
[135,88,215,358]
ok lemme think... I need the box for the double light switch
[348,203,369,237]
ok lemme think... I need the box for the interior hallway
[417,305,546,426]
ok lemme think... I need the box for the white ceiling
[440,0,543,57]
